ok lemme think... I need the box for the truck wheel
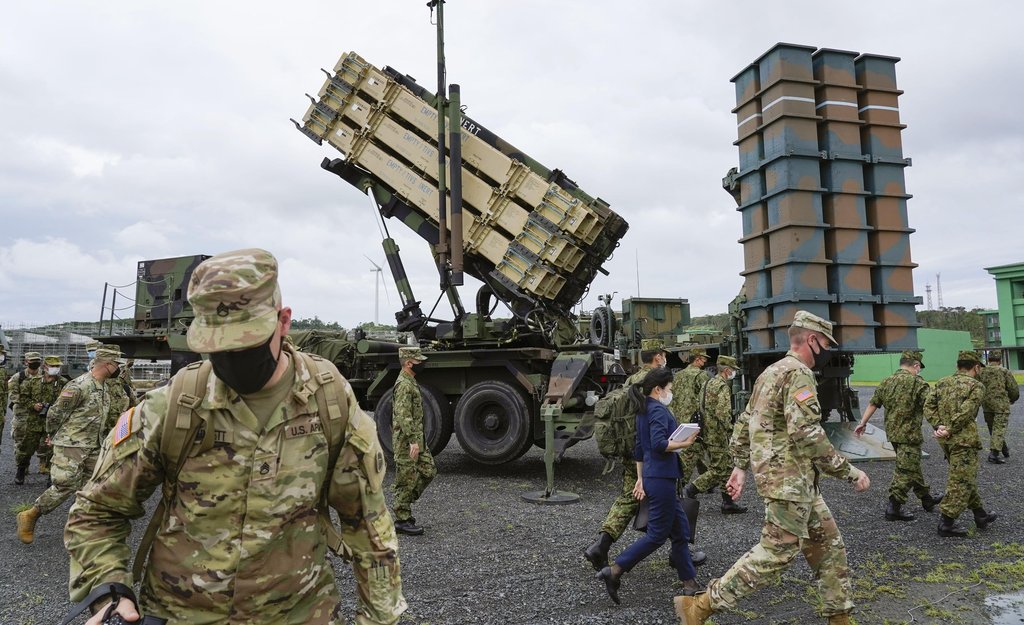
[589,305,615,347]
[454,381,532,464]
[373,383,449,461]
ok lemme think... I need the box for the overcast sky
[2,1,1021,329]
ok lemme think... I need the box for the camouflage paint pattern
[978,364,1019,451]
[391,371,435,521]
[15,374,66,468]
[132,255,211,331]
[925,372,985,519]
[35,445,97,515]
[692,375,735,493]
[65,342,406,624]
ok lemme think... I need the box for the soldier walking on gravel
[15,355,69,483]
[977,351,1019,464]
[681,355,747,515]
[62,248,406,625]
[0,345,9,449]
[925,350,997,537]
[99,343,134,433]
[16,348,121,542]
[392,346,437,536]
[854,350,942,521]
[8,351,43,465]
[670,348,711,484]
[676,311,870,625]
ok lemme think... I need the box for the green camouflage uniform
[8,367,41,449]
[391,371,436,522]
[708,351,860,618]
[692,375,734,493]
[925,372,985,519]
[977,364,1019,452]
[102,377,131,433]
[670,364,710,482]
[15,374,67,469]
[0,363,8,446]
[869,368,932,504]
[598,365,652,540]
[33,371,109,515]
[65,342,406,624]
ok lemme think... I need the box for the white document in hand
[669,423,700,445]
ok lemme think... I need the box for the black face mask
[27,362,40,370]
[110,365,122,378]
[410,361,427,375]
[209,335,279,395]
[811,339,832,371]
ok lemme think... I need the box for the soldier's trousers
[693,444,732,494]
[13,414,50,468]
[939,446,982,519]
[708,495,854,618]
[600,460,639,541]
[680,440,706,485]
[984,411,1010,452]
[34,446,98,515]
[888,442,930,504]
[392,444,436,521]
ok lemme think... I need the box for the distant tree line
[689,313,732,332]
[917,307,986,345]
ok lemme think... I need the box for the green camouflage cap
[901,350,925,369]
[44,355,63,366]
[186,248,282,353]
[640,338,665,351]
[791,310,838,346]
[688,347,709,358]
[94,348,126,365]
[988,351,1003,362]
[958,350,983,365]
[717,355,739,370]
[398,346,428,362]
[85,340,101,351]
[24,351,42,361]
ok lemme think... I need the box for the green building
[851,328,973,384]
[979,308,1000,350]
[984,262,1024,369]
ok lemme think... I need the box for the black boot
[921,492,944,512]
[690,549,707,566]
[973,508,997,530]
[394,518,424,536]
[937,514,967,537]
[682,482,699,499]
[1003,441,1010,458]
[885,497,915,521]
[720,491,748,514]
[584,532,614,571]
[988,450,1005,465]
[596,566,622,605]
[14,464,27,485]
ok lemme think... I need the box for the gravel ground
[2,387,1023,625]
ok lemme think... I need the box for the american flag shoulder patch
[113,407,135,446]
[61,390,75,398]
[794,387,814,403]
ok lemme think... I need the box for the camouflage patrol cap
[958,350,983,365]
[186,248,283,353]
[717,355,739,370]
[93,348,126,365]
[398,346,427,362]
[43,355,63,366]
[85,340,101,351]
[988,351,1003,362]
[901,350,925,369]
[640,338,665,352]
[791,310,838,347]
[689,347,709,359]
[24,351,42,362]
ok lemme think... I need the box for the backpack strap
[132,360,213,583]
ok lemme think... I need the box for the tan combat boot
[673,591,712,625]
[827,613,852,625]
[16,505,41,544]
[38,462,49,475]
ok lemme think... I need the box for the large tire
[454,381,532,465]
[373,383,450,460]
[589,305,615,348]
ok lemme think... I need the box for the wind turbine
[365,256,389,325]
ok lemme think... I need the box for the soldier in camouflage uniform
[683,355,747,514]
[8,351,42,473]
[977,352,1019,464]
[391,346,436,536]
[0,345,8,448]
[63,249,406,625]
[670,347,711,484]
[854,350,942,521]
[925,350,996,537]
[16,348,121,543]
[99,343,133,433]
[676,311,870,625]
[14,355,69,483]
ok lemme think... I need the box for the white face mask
[47,367,61,376]
[658,390,673,406]
[726,370,737,380]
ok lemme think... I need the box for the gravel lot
[2,387,1023,624]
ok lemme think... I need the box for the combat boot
[921,492,943,512]
[14,464,27,485]
[988,450,1005,464]
[16,505,41,544]
[38,462,49,475]
[394,518,424,536]
[826,613,852,625]
[973,507,997,530]
[1003,441,1010,458]
[720,492,747,514]
[673,591,712,625]
[937,514,967,537]
[682,482,699,499]
[884,497,915,521]
[584,532,614,571]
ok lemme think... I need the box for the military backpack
[593,385,642,471]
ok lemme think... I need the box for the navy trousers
[614,476,696,581]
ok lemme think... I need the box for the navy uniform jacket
[634,397,683,479]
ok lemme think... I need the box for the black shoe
[885,497,915,521]
[14,465,26,485]
[596,567,621,605]
[921,492,943,512]
[937,514,967,537]
[988,450,1006,465]
[1003,442,1010,458]
[720,492,748,514]
[973,508,997,530]
[394,519,424,536]
[682,482,699,499]
[690,550,707,567]
[584,532,614,571]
